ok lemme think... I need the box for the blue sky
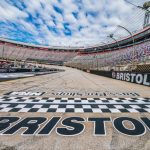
[0,0,147,47]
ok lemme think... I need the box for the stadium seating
[67,40,150,71]
[0,43,78,63]
[0,26,149,72]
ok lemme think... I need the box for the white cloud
[0,0,28,21]
[0,0,148,47]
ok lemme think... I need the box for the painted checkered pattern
[0,96,150,113]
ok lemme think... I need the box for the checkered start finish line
[0,97,150,113]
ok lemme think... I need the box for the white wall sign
[112,72,150,86]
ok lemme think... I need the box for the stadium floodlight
[125,1,150,28]
[107,34,120,48]
[143,2,150,10]
[125,0,150,12]
[117,25,134,44]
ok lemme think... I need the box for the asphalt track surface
[0,65,150,150]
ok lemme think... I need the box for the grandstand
[0,1,149,82]
[0,25,150,72]
[66,26,150,72]
[0,38,79,66]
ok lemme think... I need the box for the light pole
[125,0,150,12]
[143,2,150,28]
[125,1,150,28]
[107,34,120,68]
[107,34,120,48]
[117,25,134,43]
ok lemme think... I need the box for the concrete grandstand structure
[0,38,79,66]
[66,26,150,72]
[0,0,150,73]
[1,25,149,72]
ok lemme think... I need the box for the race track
[0,66,150,150]
[0,66,149,97]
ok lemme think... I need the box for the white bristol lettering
[130,74,136,82]
[135,74,143,84]
[143,74,150,86]
[126,73,130,82]
[112,72,150,86]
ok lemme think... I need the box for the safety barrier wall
[112,71,150,86]
[89,70,150,86]
[0,68,45,73]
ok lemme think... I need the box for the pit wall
[0,68,61,73]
